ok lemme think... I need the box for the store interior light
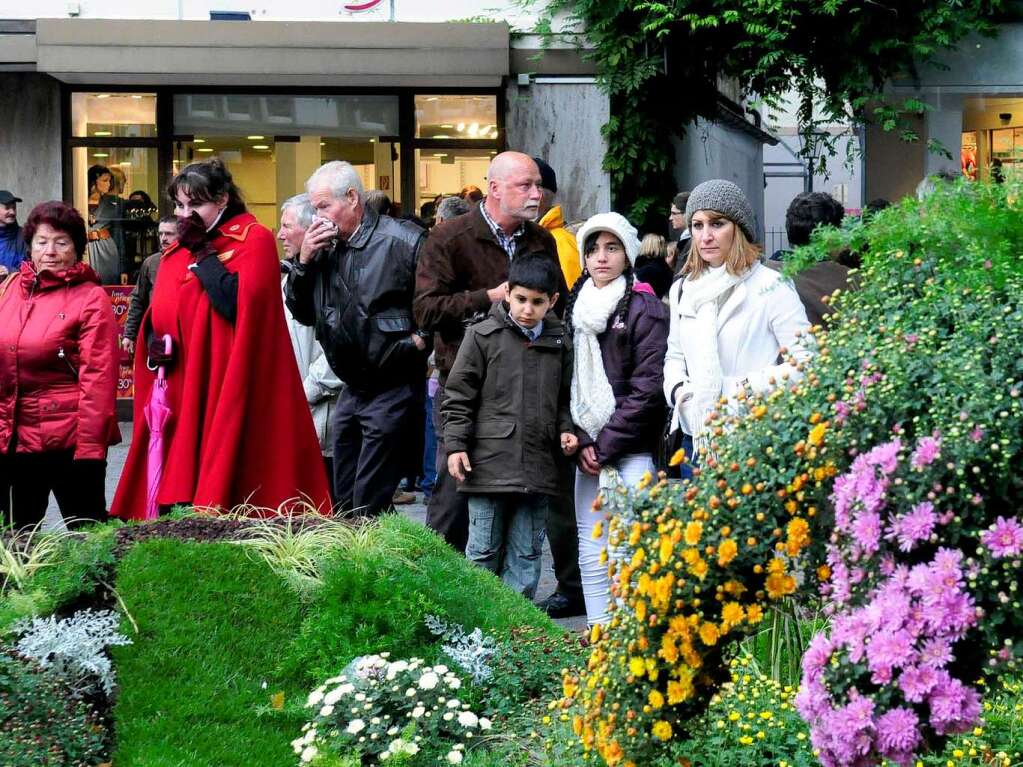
[94,130,112,136]
[468,123,479,137]
[426,96,439,101]
[433,135,451,139]
[197,148,214,153]
[369,139,375,143]
[119,161,132,166]
[131,94,143,99]
[320,142,326,146]
[252,144,270,150]
[95,93,110,99]
[456,123,465,132]
[93,153,109,158]
[194,138,206,144]
[247,135,265,140]
[433,153,448,158]
[440,124,454,129]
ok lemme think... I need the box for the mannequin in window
[86,164,125,285]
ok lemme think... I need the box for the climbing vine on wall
[528,0,1008,229]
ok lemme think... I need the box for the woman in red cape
[111,159,331,519]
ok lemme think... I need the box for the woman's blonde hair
[639,232,667,260]
[682,210,762,278]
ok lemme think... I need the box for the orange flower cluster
[559,355,844,766]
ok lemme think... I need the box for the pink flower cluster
[797,548,981,767]
[982,515,1023,559]
[798,433,987,767]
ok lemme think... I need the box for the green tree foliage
[530,0,1008,228]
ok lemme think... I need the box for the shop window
[415,95,498,140]
[71,92,157,138]
[991,127,1023,180]
[71,147,160,284]
[415,148,495,214]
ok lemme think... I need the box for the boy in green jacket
[443,255,578,597]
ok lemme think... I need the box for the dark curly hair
[565,230,635,334]
[167,157,246,218]
[785,192,845,247]
[87,164,113,196]
[23,201,88,260]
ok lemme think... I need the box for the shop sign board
[105,285,135,400]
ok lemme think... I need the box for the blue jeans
[421,394,437,498]
[466,493,550,599]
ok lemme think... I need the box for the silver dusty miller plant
[14,608,132,697]
[424,614,499,685]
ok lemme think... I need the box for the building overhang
[0,18,510,87]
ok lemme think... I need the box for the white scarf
[571,275,626,444]
[679,264,754,456]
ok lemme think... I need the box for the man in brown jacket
[414,153,574,595]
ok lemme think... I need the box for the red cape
[111,212,332,518]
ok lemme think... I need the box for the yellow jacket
[538,205,582,288]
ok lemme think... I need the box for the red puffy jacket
[0,261,120,459]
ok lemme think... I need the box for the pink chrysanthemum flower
[981,516,1023,559]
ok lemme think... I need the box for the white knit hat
[575,212,640,270]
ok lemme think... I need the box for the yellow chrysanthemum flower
[669,448,687,466]
[717,537,738,566]
[808,421,827,446]
[651,720,673,741]
[684,520,703,546]
[699,622,720,646]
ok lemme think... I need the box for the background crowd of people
[0,149,870,624]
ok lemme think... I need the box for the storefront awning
[2,18,510,87]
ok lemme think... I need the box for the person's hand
[560,432,579,456]
[486,281,509,303]
[578,445,601,476]
[147,338,174,368]
[410,333,427,352]
[121,337,135,355]
[447,452,472,482]
[176,212,210,256]
[299,218,338,264]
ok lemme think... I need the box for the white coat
[282,276,343,456]
[663,261,811,435]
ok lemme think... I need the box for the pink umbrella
[144,334,173,521]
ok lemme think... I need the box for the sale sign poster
[105,285,135,400]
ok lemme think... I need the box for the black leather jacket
[285,207,426,393]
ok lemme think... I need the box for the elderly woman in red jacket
[0,201,120,528]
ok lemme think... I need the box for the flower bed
[558,181,1023,766]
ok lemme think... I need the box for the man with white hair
[286,162,427,516]
[413,151,568,560]
[279,194,343,495]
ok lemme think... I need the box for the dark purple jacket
[576,289,668,465]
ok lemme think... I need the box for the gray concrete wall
[671,118,766,242]
[504,79,610,224]
[0,73,62,214]
[863,113,927,204]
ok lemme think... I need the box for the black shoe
[538,591,586,619]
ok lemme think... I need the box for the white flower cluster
[423,614,499,685]
[13,608,132,697]
[293,653,493,765]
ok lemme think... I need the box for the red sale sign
[105,285,135,400]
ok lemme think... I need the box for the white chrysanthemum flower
[479,717,492,730]
[412,706,425,718]
[345,719,366,735]
[447,677,462,689]
[405,688,416,697]
[434,664,449,674]
[443,712,454,721]
[355,692,366,702]
[387,726,399,736]
[458,711,479,728]
[306,689,325,707]
[446,749,463,764]
[446,699,460,708]
[319,705,334,717]
[418,671,440,690]
[300,745,318,763]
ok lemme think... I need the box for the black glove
[147,338,175,368]
[177,212,215,259]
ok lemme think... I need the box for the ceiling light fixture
[252,144,270,150]
[194,138,206,144]
[197,147,215,153]
[94,130,112,136]
[247,135,265,140]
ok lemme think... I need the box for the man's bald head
[485,151,542,228]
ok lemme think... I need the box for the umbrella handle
[156,334,172,382]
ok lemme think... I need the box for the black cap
[0,191,22,205]
[532,157,557,194]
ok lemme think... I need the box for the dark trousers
[547,453,583,598]
[0,449,107,530]
[425,381,469,552]
[333,382,418,516]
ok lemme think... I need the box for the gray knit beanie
[685,179,757,241]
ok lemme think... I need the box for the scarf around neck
[570,275,626,443]
[679,263,755,456]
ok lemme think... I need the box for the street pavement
[45,423,588,633]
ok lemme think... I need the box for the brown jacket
[441,302,573,496]
[413,204,564,378]
[765,259,851,327]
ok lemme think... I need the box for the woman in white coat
[664,180,811,460]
